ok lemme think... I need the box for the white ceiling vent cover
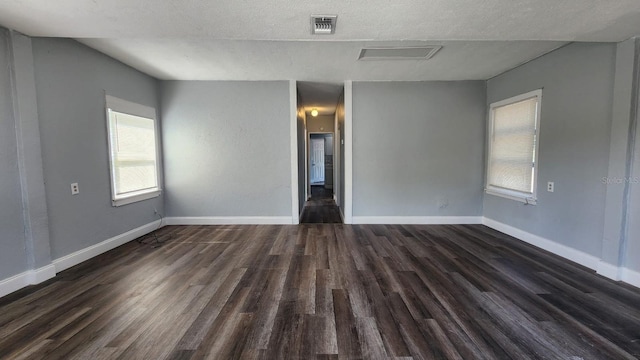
[311,15,337,35]
[358,46,443,61]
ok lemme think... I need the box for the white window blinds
[487,90,541,203]
[106,95,160,206]
[109,111,158,195]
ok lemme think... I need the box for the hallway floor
[300,186,342,224]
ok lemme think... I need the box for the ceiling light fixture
[311,108,319,117]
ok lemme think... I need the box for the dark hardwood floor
[300,186,342,224]
[1,224,640,359]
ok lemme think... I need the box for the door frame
[290,80,352,225]
[307,131,334,200]
[344,80,353,223]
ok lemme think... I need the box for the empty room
[1,1,640,359]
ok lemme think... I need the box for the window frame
[485,89,542,205]
[105,95,161,207]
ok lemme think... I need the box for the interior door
[310,138,325,184]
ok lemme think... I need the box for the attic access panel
[358,46,442,60]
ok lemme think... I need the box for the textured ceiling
[1,0,640,41]
[1,0,639,113]
[78,39,566,114]
[79,39,566,82]
[297,81,343,116]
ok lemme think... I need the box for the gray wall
[0,29,28,279]
[324,135,334,156]
[324,134,334,188]
[352,81,485,217]
[161,81,291,217]
[600,38,640,275]
[484,42,616,258]
[626,68,640,272]
[628,113,640,272]
[307,115,334,132]
[297,92,307,214]
[337,91,345,211]
[601,39,637,270]
[32,38,163,259]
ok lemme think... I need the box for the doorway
[310,136,325,185]
[308,133,333,188]
[302,132,340,223]
[295,81,347,224]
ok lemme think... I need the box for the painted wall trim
[3,216,638,298]
[289,80,300,225]
[353,216,483,225]
[596,260,640,287]
[344,81,353,224]
[53,220,162,273]
[483,217,639,288]
[482,217,600,270]
[0,220,160,298]
[164,217,294,225]
[597,261,622,280]
[26,264,56,284]
[0,264,56,299]
[334,111,339,209]
[621,267,640,287]
[9,31,53,270]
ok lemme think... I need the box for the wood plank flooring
[300,186,342,224]
[1,224,639,359]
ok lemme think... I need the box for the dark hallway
[300,185,342,223]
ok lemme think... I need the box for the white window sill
[112,189,161,207]
[485,188,537,205]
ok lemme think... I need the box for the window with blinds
[106,95,161,206]
[486,89,542,204]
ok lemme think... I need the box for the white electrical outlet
[547,181,554,192]
[71,183,79,195]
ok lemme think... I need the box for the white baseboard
[52,220,161,273]
[0,271,34,299]
[1,220,161,298]
[621,268,640,287]
[26,264,56,284]
[595,260,640,287]
[482,217,600,270]
[483,218,640,288]
[352,216,483,225]
[4,216,637,300]
[0,264,56,298]
[164,216,294,225]
[597,261,621,280]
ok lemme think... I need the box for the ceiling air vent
[311,15,337,35]
[358,46,442,61]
